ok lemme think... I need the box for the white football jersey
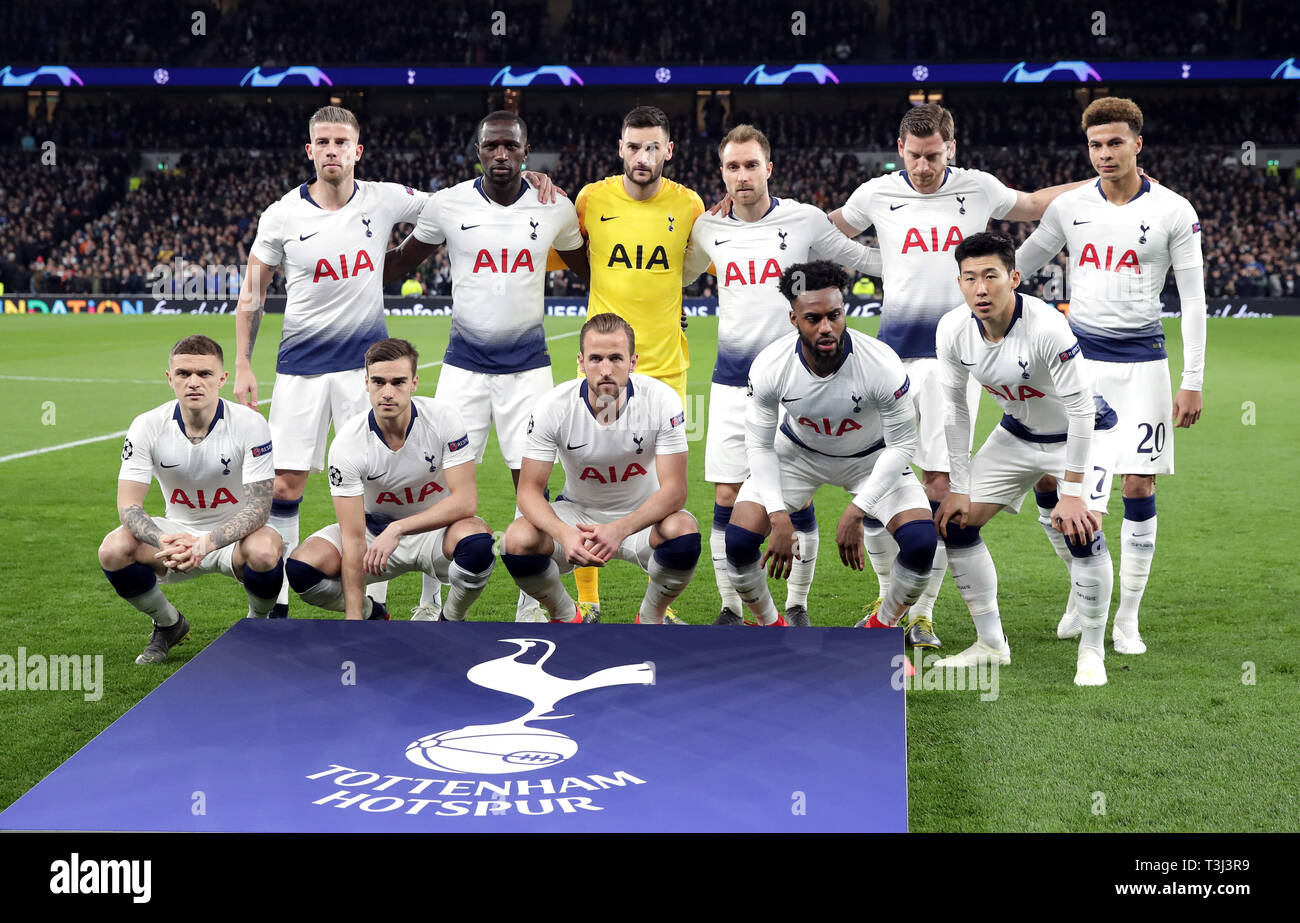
[1017,178,1203,362]
[327,396,476,535]
[684,197,879,385]
[524,373,688,517]
[745,329,918,513]
[119,399,274,530]
[250,180,426,375]
[414,177,584,373]
[936,293,1114,440]
[840,167,1018,359]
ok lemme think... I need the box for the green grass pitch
[1,313,1297,830]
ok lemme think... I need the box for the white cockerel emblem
[405,639,655,774]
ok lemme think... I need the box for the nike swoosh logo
[1073,220,1091,225]
[565,442,588,450]
[1131,531,1153,537]
[299,232,319,241]
[780,396,801,404]
[460,223,480,230]
[889,204,908,211]
[160,462,180,468]
[1148,453,1161,461]
[714,239,730,245]
[599,215,618,222]
[366,473,386,480]
[960,360,977,366]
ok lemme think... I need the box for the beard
[624,161,663,188]
[800,328,845,372]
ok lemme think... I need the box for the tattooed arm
[235,254,276,410]
[209,477,273,549]
[117,479,163,548]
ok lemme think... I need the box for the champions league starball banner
[0,620,907,832]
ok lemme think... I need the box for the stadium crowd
[2,95,1296,302]
[4,0,1299,65]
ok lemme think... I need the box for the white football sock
[639,554,697,625]
[909,540,946,620]
[1116,516,1156,634]
[1038,502,1078,618]
[863,522,896,599]
[246,586,276,618]
[269,504,299,607]
[1071,543,1114,655]
[126,585,180,627]
[419,572,445,612]
[710,523,743,614]
[880,559,929,627]
[510,559,577,621]
[725,558,780,626]
[784,527,820,609]
[945,540,1004,648]
[442,559,494,622]
[296,576,374,617]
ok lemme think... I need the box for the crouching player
[934,233,1117,686]
[726,262,939,628]
[99,335,284,664]
[501,313,701,624]
[286,338,495,621]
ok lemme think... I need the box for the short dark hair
[477,110,527,145]
[170,334,223,363]
[579,312,636,356]
[622,105,670,138]
[778,261,849,305]
[953,232,1017,273]
[365,338,419,375]
[899,103,955,143]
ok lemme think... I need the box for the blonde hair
[718,124,771,162]
[308,105,360,140]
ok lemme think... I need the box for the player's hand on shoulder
[524,171,566,202]
[934,494,970,539]
[707,192,732,216]
[234,367,259,410]
[835,504,866,571]
[1173,389,1202,428]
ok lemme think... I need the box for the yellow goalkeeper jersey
[575,176,705,382]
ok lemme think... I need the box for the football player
[98,335,283,664]
[500,313,700,625]
[285,339,495,621]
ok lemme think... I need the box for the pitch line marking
[1,329,587,464]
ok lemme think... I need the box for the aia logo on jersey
[608,244,669,270]
[376,481,444,505]
[901,226,963,254]
[473,249,536,273]
[984,384,1046,401]
[1077,244,1141,274]
[579,463,647,484]
[313,250,375,283]
[796,416,863,437]
[170,488,237,509]
[723,258,782,287]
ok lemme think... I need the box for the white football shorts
[968,423,1117,515]
[1082,357,1174,476]
[269,368,369,473]
[904,356,981,473]
[705,381,751,484]
[307,522,453,583]
[735,431,930,525]
[436,364,554,469]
